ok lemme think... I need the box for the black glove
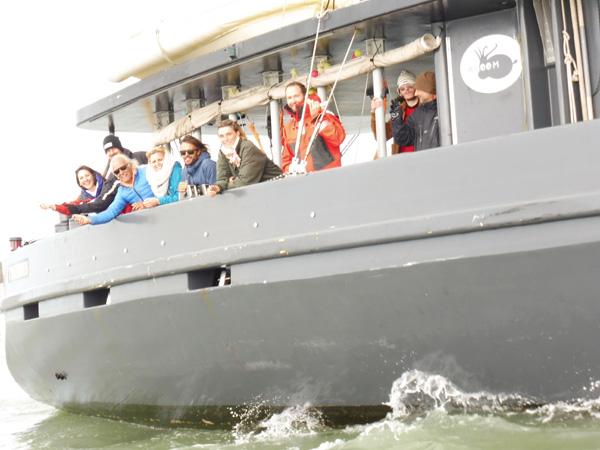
[390,98,401,119]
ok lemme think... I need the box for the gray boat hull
[3,120,600,426]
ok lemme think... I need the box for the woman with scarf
[40,165,105,215]
[142,147,182,208]
[206,119,282,197]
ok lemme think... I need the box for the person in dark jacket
[177,135,217,194]
[391,71,439,151]
[206,119,282,196]
[40,165,105,215]
[67,134,148,215]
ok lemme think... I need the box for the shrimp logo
[460,34,522,94]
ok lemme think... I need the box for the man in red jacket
[281,81,346,173]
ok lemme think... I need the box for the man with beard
[281,81,346,173]
[177,135,217,194]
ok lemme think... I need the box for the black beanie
[103,134,123,153]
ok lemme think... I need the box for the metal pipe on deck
[221,85,240,122]
[186,98,204,142]
[263,71,283,167]
[366,38,388,158]
[317,86,327,103]
[568,0,588,121]
[156,110,173,150]
[269,100,282,166]
[372,68,388,158]
[576,0,594,119]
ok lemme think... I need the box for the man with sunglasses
[67,134,148,215]
[73,155,154,226]
[177,135,216,194]
[370,70,420,154]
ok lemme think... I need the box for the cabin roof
[75,0,516,136]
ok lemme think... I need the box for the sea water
[2,314,600,450]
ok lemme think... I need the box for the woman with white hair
[73,154,154,226]
[142,146,182,208]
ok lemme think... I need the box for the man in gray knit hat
[371,69,420,154]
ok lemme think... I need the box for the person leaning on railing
[67,134,147,216]
[177,135,216,196]
[39,165,105,215]
[142,146,182,208]
[72,154,154,226]
[206,119,282,197]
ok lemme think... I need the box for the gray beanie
[397,70,416,90]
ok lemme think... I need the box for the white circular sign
[460,34,522,94]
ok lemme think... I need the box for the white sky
[0,1,179,259]
[0,0,381,262]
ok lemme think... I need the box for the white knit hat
[396,70,416,90]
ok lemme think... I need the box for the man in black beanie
[391,71,439,151]
[102,134,148,165]
[68,134,148,215]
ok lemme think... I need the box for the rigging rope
[343,71,370,160]
[298,28,358,167]
[292,0,329,165]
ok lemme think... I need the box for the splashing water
[231,402,324,445]
[384,369,540,420]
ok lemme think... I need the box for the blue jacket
[91,167,154,225]
[159,162,183,205]
[181,152,216,186]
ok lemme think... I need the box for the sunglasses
[113,165,128,175]
[180,149,197,156]
[399,84,415,92]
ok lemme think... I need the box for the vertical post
[576,0,594,119]
[366,38,387,158]
[372,68,388,158]
[569,0,588,121]
[186,97,205,141]
[317,86,327,103]
[263,71,283,166]
[156,110,173,151]
[221,85,240,122]
[433,23,453,145]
